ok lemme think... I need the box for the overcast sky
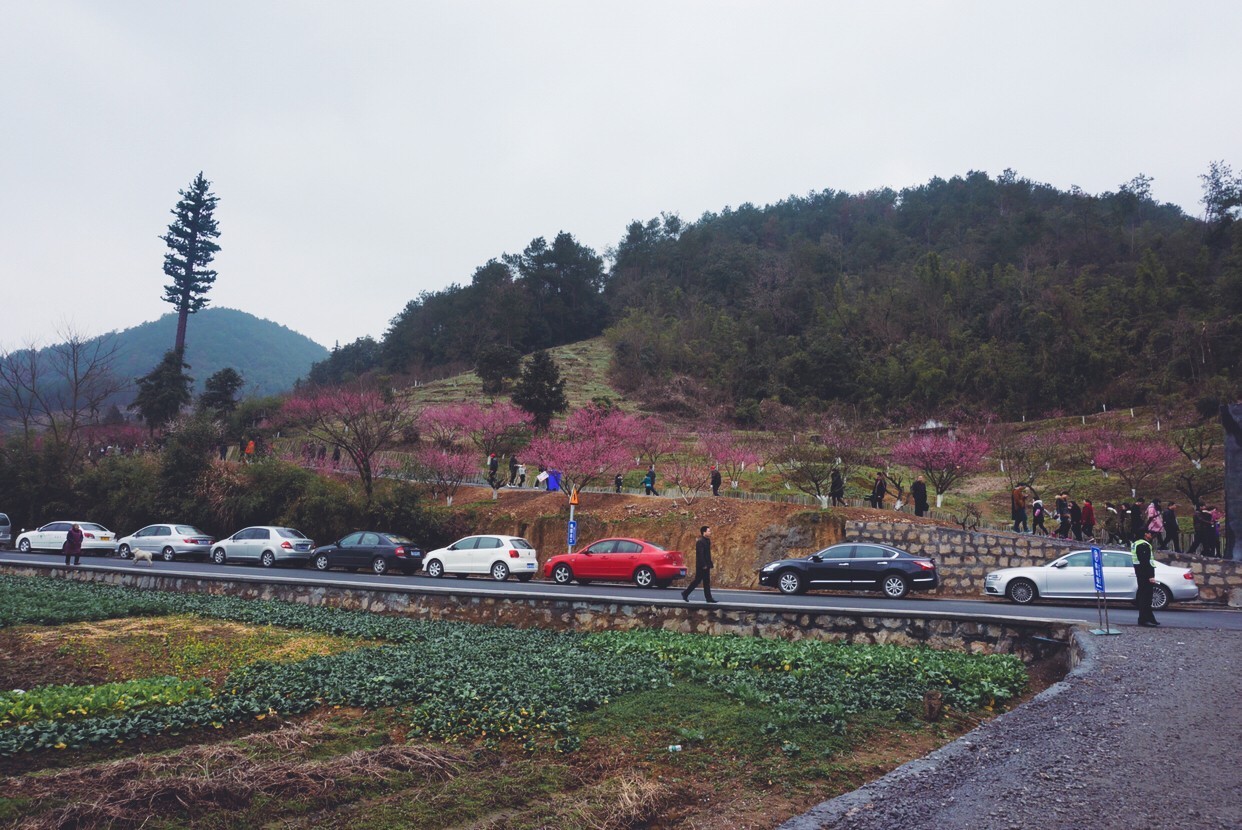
[3,1,1239,352]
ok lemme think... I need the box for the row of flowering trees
[276,382,1220,512]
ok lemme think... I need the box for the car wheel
[425,559,444,578]
[1151,584,1171,611]
[777,569,806,595]
[372,556,389,575]
[118,544,131,559]
[211,548,226,565]
[491,561,510,581]
[313,553,331,571]
[18,538,32,553]
[552,563,574,585]
[634,566,656,588]
[516,574,533,582]
[1006,578,1037,605]
[162,547,176,562]
[881,573,910,599]
[260,550,275,568]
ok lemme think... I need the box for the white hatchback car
[210,526,314,568]
[984,548,1198,610]
[422,534,538,582]
[15,521,116,555]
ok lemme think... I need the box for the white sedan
[422,534,538,582]
[15,521,116,555]
[984,549,1198,610]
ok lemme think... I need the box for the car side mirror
[1052,561,1067,569]
[810,554,822,562]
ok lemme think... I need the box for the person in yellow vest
[1132,532,1159,627]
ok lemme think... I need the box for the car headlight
[985,574,1000,581]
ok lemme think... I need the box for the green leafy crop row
[0,575,1027,756]
[0,677,210,728]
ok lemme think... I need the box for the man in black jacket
[1133,532,1159,627]
[682,526,717,603]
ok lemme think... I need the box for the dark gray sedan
[310,531,423,575]
[758,542,939,599]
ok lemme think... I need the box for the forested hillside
[102,308,327,399]
[308,169,1242,420]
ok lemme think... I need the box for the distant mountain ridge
[101,308,328,399]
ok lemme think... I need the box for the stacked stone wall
[0,563,1074,666]
[846,520,1242,605]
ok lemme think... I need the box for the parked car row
[5,519,1199,607]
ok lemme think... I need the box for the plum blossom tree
[523,407,642,499]
[890,432,989,507]
[662,452,711,504]
[412,444,477,506]
[1093,438,1180,498]
[989,426,1062,497]
[280,383,413,505]
[770,433,839,509]
[699,431,762,489]
[631,416,680,469]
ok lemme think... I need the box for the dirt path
[779,625,1242,830]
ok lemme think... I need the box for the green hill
[104,308,328,399]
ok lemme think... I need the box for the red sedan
[544,537,687,588]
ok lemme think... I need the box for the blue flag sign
[1090,546,1105,593]
[567,520,577,547]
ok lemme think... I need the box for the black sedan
[309,531,423,575]
[758,542,938,599]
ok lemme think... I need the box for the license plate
[679,569,686,576]
[525,562,536,568]
[100,536,112,541]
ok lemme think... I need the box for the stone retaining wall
[846,520,1242,605]
[0,563,1075,666]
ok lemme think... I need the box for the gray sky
[3,1,1239,352]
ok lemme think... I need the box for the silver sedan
[984,549,1199,610]
[116,524,214,561]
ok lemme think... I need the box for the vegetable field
[0,575,1032,828]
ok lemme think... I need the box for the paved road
[3,551,1239,630]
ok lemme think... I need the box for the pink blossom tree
[1093,438,1180,498]
[700,431,763,489]
[523,407,642,499]
[631,416,680,469]
[411,444,477,506]
[989,426,1062,497]
[418,403,472,449]
[890,431,989,507]
[281,384,413,505]
[662,451,711,504]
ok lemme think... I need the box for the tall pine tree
[162,172,221,355]
[511,350,568,430]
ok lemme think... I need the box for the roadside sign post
[1089,545,1121,635]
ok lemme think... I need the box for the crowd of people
[1011,486,1225,556]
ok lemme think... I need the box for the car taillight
[509,549,520,558]
[83,532,95,539]
[281,541,292,549]
[1183,572,1195,580]
[395,546,406,557]
[916,560,935,570]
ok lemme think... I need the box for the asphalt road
[3,551,1240,630]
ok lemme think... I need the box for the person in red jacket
[1081,499,1096,542]
[62,523,84,567]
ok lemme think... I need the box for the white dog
[131,548,155,565]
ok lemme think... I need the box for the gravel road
[780,625,1242,830]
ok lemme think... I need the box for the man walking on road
[682,525,717,603]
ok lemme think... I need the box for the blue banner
[1091,546,1105,593]
[567,520,577,547]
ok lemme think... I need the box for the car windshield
[81,523,108,532]
[510,538,535,549]
[276,528,308,539]
[175,526,205,535]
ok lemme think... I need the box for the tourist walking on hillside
[615,473,623,493]
[1054,493,1071,538]
[517,462,527,487]
[870,472,887,509]
[1081,498,1096,541]
[1129,501,1146,543]
[913,475,929,517]
[682,526,717,603]
[1011,485,1028,532]
[1133,532,1160,627]
[710,465,722,497]
[487,453,499,488]
[1146,499,1164,547]
[1104,502,1121,544]
[1070,499,1083,541]
[508,455,519,487]
[830,468,846,507]
[1031,499,1049,535]
[1162,502,1181,552]
[62,523,84,567]
[642,467,658,496]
